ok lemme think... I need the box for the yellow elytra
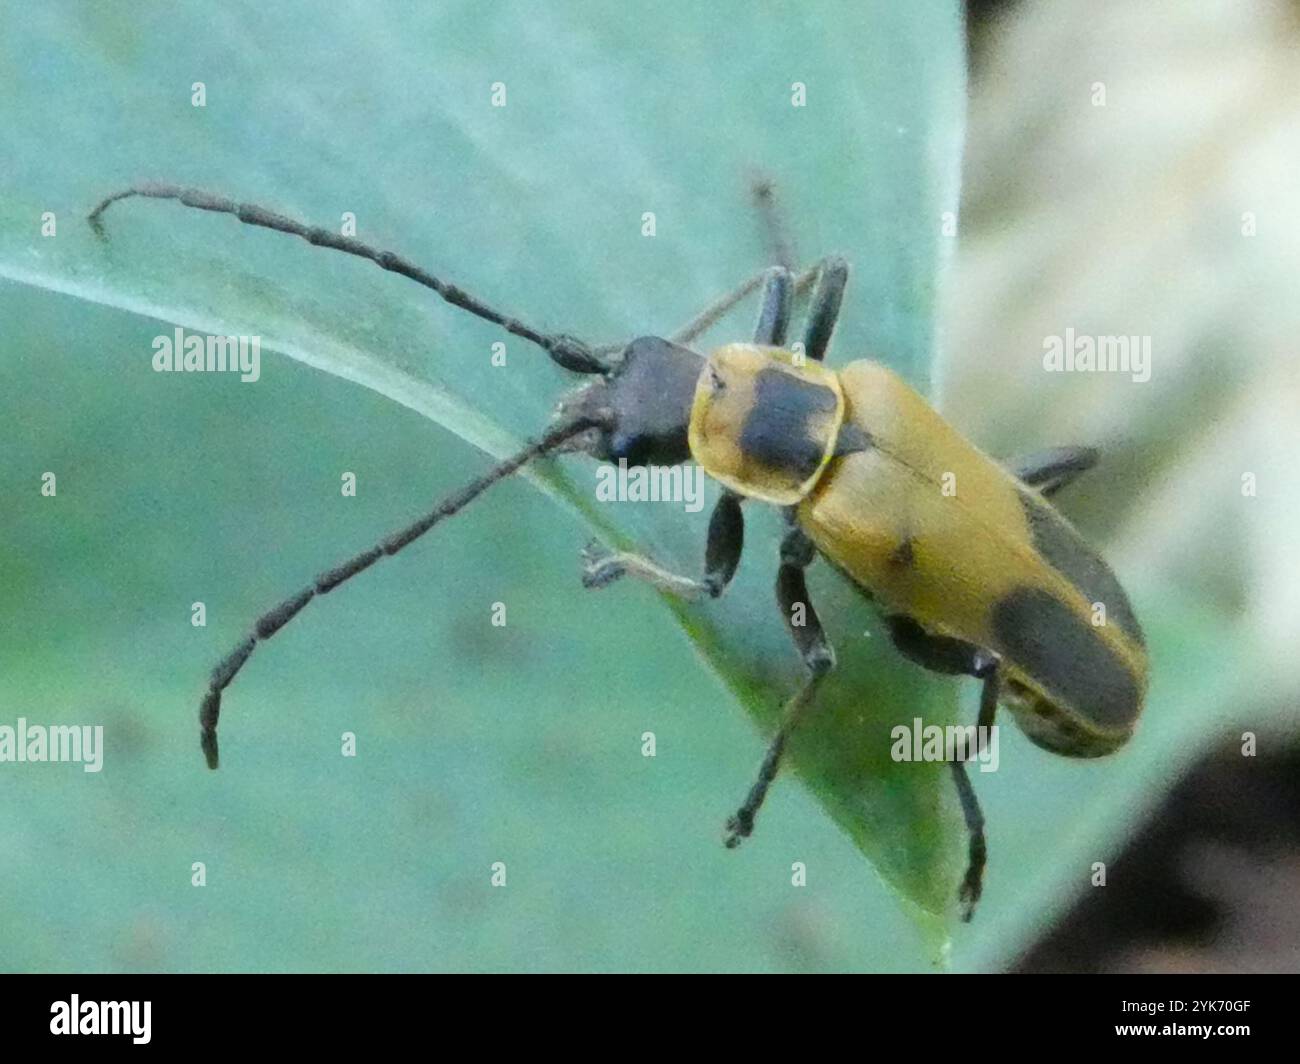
[689,343,1147,756]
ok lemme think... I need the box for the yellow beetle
[580,324,1146,919]
[88,182,1147,920]
[690,342,1146,764]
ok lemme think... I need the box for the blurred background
[959,0,1300,973]
[0,1,1295,972]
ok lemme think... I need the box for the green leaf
[1,0,967,966]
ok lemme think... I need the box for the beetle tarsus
[950,758,988,922]
[580,540,627,589]
[579,540,718,601]
[723,811,752,849]
[958,865,984,923]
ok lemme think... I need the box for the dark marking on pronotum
[991,586,1141,728]
[738,366,837,479]
[1016,487,1145,647]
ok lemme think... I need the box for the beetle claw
[580,539,627,589]
[723,812,752,849]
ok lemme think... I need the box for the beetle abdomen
[1004,683,1132,757]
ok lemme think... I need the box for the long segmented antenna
[87,182,607,374]
[198,415,604,769]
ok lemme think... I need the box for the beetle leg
[667,264,820,350]
[950,762,986,921]
[724,526,835,847]
[752,266,795,346]
[801,256,849,362]
[1008,446,1100,497]
[951,656,999,921]
[883,617,999,920]
[750,173,797,271]
[667,250,852,353]
[580,491,744,600]
[886,615,985,675]
[660,175,813,350]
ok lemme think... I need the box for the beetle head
[564,336,703,466]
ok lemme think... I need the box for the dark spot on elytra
[888,536,916,569]
[1017,487,1145,648]
[992,586,1142,729]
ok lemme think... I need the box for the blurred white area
[943,0,1300,692]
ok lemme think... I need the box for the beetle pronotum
[88,181,1147,920]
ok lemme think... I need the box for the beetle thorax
[688,344,846,506]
